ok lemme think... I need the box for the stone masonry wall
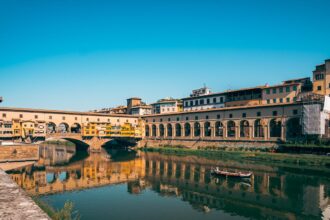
[0,145,39,162]
[138,139,277,149]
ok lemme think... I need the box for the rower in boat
[211,167,252,178]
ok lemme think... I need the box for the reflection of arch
[145,125,150,137]
[254,119,264,137]
[59,171,69,182]
[227,121,236,137]
[159,124,165,137]
[194,122,201,137]
[184,123,191,137]
[240,120,250,137]
[286,118,302,138]
[46,173,56,184]
[152,125,157,137]
[167,124,173,137]
[204,122,211,137]
[175,124,182,137]
[58,122,69,133]
[270,119,281,137]
[215,121,224,137]
[70,123,81,133]
[47,122,57,134]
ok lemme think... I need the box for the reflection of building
[142,152,330,220]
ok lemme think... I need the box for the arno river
[7,144,330,220]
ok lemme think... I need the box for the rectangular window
[217,114,220,119]
[272,111,278,116]
[286,86,290,92]
[176,117,179,121]
[190,101,193,106]
[242,113,246,118]
[49,116,52,120]
[75,117,78,120]
[229,114,233,118]
[266,89,270,94]
[186,117,189,121]
[168,118,171,121]
[200,99,204,105]
[213,98,217,103]
[220,97,224,103]
[293,109,298,115]
[35,115,38,119]
[293,97,297,102]
[279,87,283,93]
[195,100,198,106]
[62,116,65,120]
[19,114,23,118]
[257,112,261,117]
[273,99,277,103]
[2,113,6,118]
[195,116,198,120]
[206,115,209,119]
[318,86,322,91]
[280,98,283,103]
[272,88,277,94]
[293,85,297,91]
[267,99,270,104]
[206,99,210,104]
[286,98,290,102]
[185,101,189,107]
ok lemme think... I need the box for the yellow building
[82,122,112,137]
[21,120,35,138]
[12,119,21,137]
[313,59,330,95]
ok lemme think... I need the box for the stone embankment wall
[0,169,50,220]
[0,145,39,162]
[138,139,277,149]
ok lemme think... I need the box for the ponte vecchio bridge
[0,107,142,151]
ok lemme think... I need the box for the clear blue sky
[1,0,330,111]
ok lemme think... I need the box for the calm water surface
[7,144,330,220]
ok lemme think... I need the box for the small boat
[211,167,252,178]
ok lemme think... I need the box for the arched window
[254,119,264,137]
[71,123,81,133]
[184,123,191,137]
[204,122,211,137]
[286,118,302,139]
[58,123,69,133]
[47,122,57,134]
[215,121,224,137]
[270,119,281,137]
[194,122,201,137]
[159,124,165,137]
[167,124,173,137]
[240,120,250,137]
[145,125,150,137]
[227,121,236,137]
[175,124,182,137]
[152,125,157,137]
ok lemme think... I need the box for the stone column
[249,125,253,140]
[163,161,169,177]
[164,125,168,138]
[181,123,185,138]
[148,160,154,175]
[172,162,177,179]
[156,161,161,176]
[190,122,194,139]
[180,164,186,180]
[199,166,206,184]
[223,121,227,139]
[210,121,216,138]
[189,165,195,182]
[281,118,287,141]
[235,123,240,140]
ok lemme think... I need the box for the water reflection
[7,145,330,220]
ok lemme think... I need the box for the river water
[6,144,330,220]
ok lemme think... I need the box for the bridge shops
[142,100,330,146]
[0,107,142,143]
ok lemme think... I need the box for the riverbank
[140,146,330,168]
[0,169,50,220]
